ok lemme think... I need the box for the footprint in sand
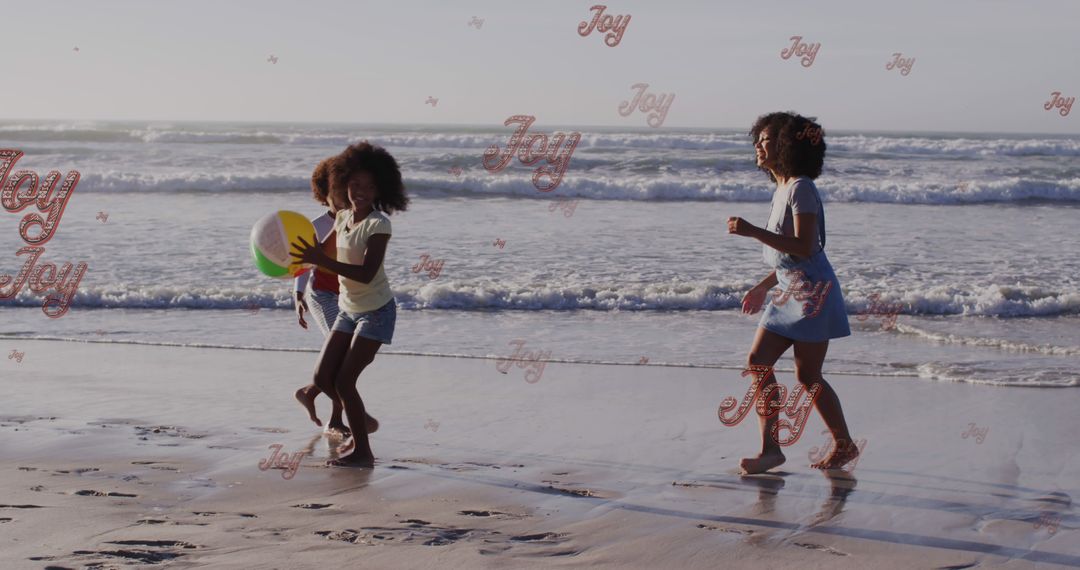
[509,532,564,543]
[293,503,333,510]
[316,520,498,547]
[135,425,207,440]
[249,427,290,433]
[53,467,100,475]
[74,490,138,497]
[793,542,848,556]
[34,540,197,566]
[392,458,524,472]
[698,523,753,535]
[458,509,526,520]
[107,540,197,549]
[138,518,210,527]
[547,485,602,498]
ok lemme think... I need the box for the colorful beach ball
[250,210,316,279]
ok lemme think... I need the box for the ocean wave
[61,169,1080,204]
[2,282,1079,317]
[894,323,1080,356]
[915,362,1079,388]
[5,123,1080,157]
[829,134,1080,157]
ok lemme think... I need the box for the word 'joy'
[96,211,108,223]
[618,83,674,128]
[1044,92,1074,117]
[425,96,438,107]
[0,149,87,318]
[424,419,441,432]
[885,53,915,76]
[267,55,278,64]
[577,5,630,47]
[483,115,580,193]
[493,238,506,249]
[468,17,484,29]
[856,293,902,330]
[796,124,824,145]
[807,430,867,471]
[448,166,463,177]
[960,422,988,444]
[1034,513,1061,535]
[8,349,24,363]
[258,443,306,480]
[638,356,648,364]
[549,196,579,218]
[780,36,820,68]
[412,253,444,280]
[495,339,550,383]
[718,365,820,446]
[772,269,830,318]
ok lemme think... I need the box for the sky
[2,0,1079,134]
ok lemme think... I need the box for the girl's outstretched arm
[290,234,390,285]
[728,213,818,258]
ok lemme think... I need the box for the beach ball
[250,210,316,279]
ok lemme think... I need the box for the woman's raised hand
[727,216,757,237]
[741,285,769,316]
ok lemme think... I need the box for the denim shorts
[331,299,396,345]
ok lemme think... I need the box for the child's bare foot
[327,452,374,468]
[337,438,354,455]
[324,423,351,437]
[812,439,860,470]
[740,449,786,474]
[294,386,322,426]
[326,414,376,438]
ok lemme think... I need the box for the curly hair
[749,112,826,182]
[329,142,410,215]
[310,157,333,206]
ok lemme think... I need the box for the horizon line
[1,116,1078,139]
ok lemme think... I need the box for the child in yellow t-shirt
[290,142,410,467]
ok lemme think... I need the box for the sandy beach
[2,338,1077,569]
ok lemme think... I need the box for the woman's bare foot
[740,449,786,474]
[327,452,374,468]
[811,439,860,470]
[294,386,322,426]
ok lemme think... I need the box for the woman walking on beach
[290,142,409,467]
[726,112,856,474]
